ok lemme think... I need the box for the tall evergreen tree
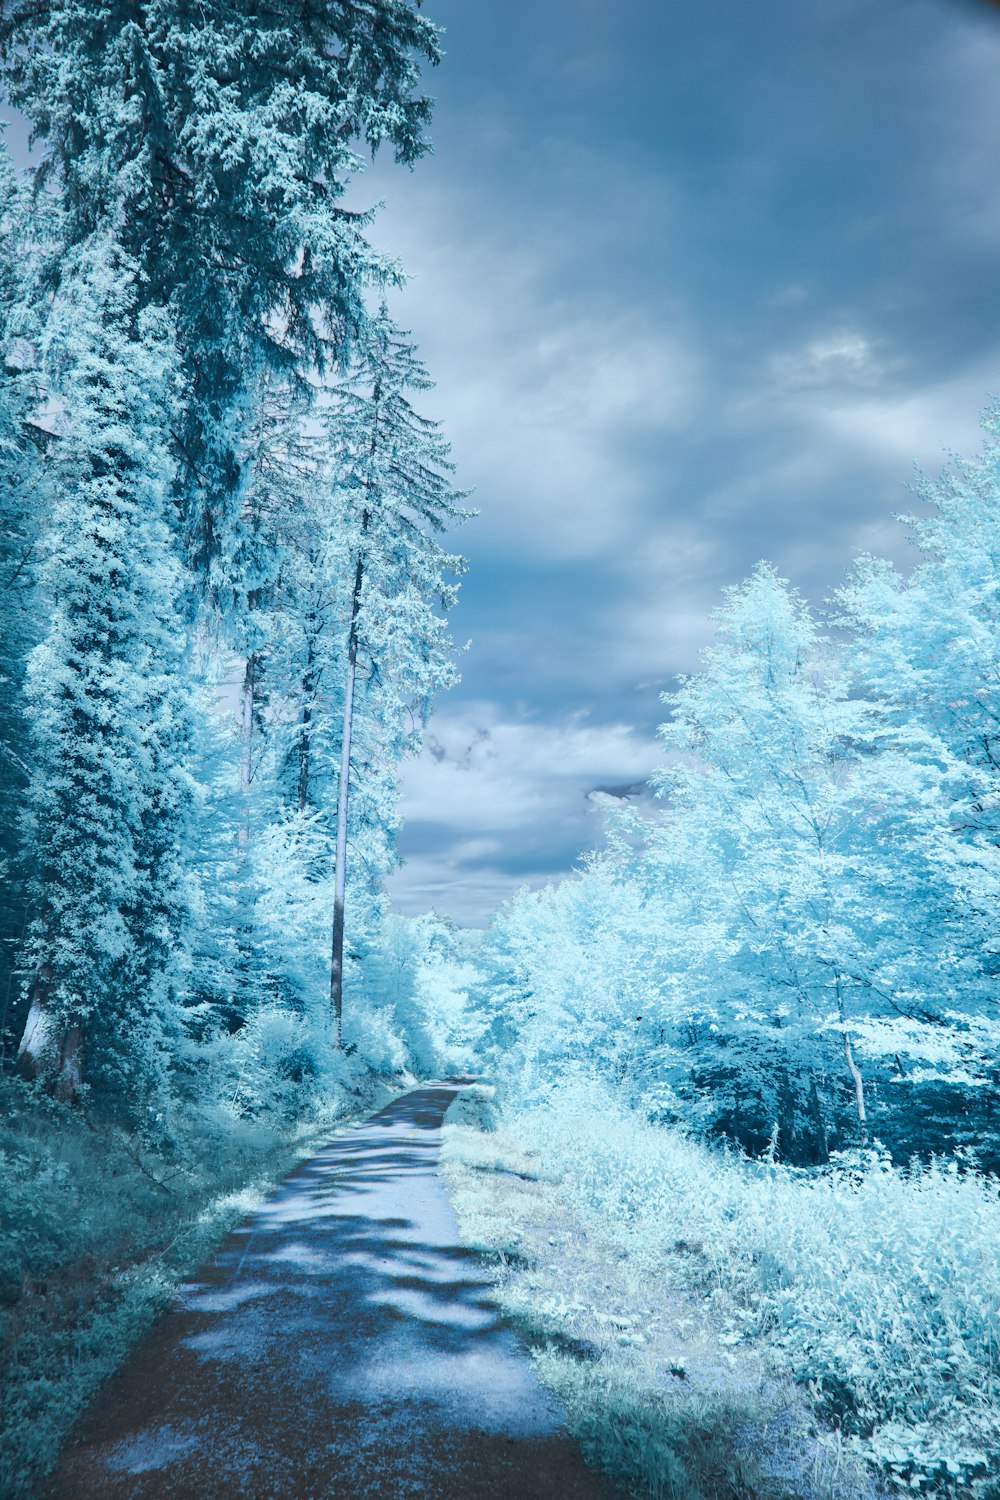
[17,239,194,1110]
[324,306,468,1042]
[0,0,442,588]
[0,139,44,1059]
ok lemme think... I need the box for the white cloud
[401,704,658,833]
[388,704,660,922]
[359,176,702,561]
[769,328,887,392]
[816,373,990,471]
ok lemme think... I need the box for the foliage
[442,1087,879,1500]
[461,405,1000,1496]
[447,1082,1000,1498]
[0,1073,392,1498]
[17,238,195,1111]
[0,0,441,577]
[476,553,1000,1168]
[0,9,477,1486]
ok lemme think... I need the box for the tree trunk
[240,653,256,821]
[837,980,867,1144]
[808,1072,830,1164]
[330,378,380,1048]
[15,963,83,1100]
[843,1029,867,1143]
[231,651,258,1030]
[330,549,365,1048]
[15,989,52,1080]
[297,628,316,812]
[57,1022,83,1101]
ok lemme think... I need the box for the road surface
[45,1082,611,1499]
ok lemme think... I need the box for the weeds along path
[43,1083,610,1500]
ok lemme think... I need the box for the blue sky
[363,0,1000,923]
[7,1,1000,924]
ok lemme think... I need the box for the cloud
[816,373,991,472]
[359,165,702,563]
[400,705,658,833]
[769,329,889,392]
[389,704,660,923]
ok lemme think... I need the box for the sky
[7,1,1000,925]
[358,0,1000,924]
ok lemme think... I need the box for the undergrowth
[0,1074,395,1499]
[443,1081,1000,1499]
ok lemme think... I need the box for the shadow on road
[44,1084,612,1499]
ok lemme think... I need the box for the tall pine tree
[324,305,468,1041]
[0,0,442,589]
[17,239,194,1111]
[0,139,44,1060]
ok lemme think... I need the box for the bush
[502,1082,1000,1496]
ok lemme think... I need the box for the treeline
[0,0,473,1126]
[474,423,1000,1168]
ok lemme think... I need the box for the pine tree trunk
[330,547,366,1048]
[57,1023,83,1101]
[240,654,256,814]
[232,651,258,1031]
[330,374,380,1048]
[297,628,316,812]
[15,984,52,1081]
[15,962,83,1099]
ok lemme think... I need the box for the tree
[475,562,998,1164]
[0,0,442,588]
[0,138,45,1060]
[16,239,194,1111]
[651,564,994,1154]
[834,416,1000,1153]
[323,306,468,1043]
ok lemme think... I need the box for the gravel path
[45,1083,611,1499]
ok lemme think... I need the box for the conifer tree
[324,306,468,1042]
[0,0,442,587]
[17,240,194,1110]
[0,140,44,1058]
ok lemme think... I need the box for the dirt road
[45,1083,610,1499]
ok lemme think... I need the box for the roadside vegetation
[441,418,1000,1496]
[0,1074,400,1497]
[444,1085,999,1500]
[0,903,478,1497]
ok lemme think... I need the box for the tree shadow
[44,1082,615,1500]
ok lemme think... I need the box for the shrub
[503,1082,1000,1496]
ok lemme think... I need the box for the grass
[440,1086,995,1500]
[0,1074,400,1499]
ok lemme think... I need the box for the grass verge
[0,1074,401,1499]
[441,1084,882,1500]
